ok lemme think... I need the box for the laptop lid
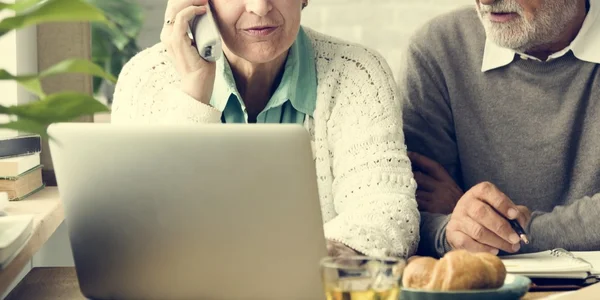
[48,123,327,300]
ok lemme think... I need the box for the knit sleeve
[398,31,461,258]
[110,44,222,124]
[319,45,420,259]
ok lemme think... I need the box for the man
[399,0,600,257]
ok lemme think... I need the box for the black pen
[508,218,529,244]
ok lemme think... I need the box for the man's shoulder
[409,6,485,57]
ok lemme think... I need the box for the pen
[508,218,529,244]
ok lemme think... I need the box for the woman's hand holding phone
[160,0,215,105]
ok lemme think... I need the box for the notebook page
[571,252,600,276]
[500,250,591,274]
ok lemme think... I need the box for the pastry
[402,250,507,291]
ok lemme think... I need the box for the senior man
[399,0,600,257]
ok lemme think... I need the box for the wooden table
[5,268,84,300]
[5,267,577,300]
[0,188,63,295]
[0,188,592,299]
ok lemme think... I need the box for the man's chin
[483,27,530,51]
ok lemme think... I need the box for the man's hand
[516,205,532,223]
[326,240,360,257]
[408,152,463,214]
[446,182,531,255]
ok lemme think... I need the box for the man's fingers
[408,152,454,183]
[413,172,437,192]
[416,190,433,202]
[515,205,530,228]
[408,255,422,263]
[326,240,358,257]
[416,191,434,211]
[466,200,522,245]
[447,230,499,255]
[458,216,520,253]
[470,182,519,220]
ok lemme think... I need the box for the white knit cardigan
[110,27,420,258]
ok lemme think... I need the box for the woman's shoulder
[118,43,177,84]
[303,26,393,78]
[302,27,398,107]
[110,43,178,118]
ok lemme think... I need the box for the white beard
[476,0,579,52]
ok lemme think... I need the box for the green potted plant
[88,0,144,104]
[0,0,118,137]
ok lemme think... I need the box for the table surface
[0,188,63,295]
[4,267,571,300]
[0,189,589,300]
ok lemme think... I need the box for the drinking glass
[320,256,406,300]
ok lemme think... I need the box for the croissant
[402,250,506,291]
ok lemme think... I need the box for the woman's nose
[245,0,273,17]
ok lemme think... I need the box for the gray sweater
[399,6,600,257]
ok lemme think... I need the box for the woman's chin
[238,48,289,64]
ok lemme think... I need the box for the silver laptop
[48,123,328,300]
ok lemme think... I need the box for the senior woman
[111,0,419,258]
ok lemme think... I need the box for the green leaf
[0,1,10,11]
[92,21,130,50]
[0,118,49,138]
[3,91,109,123]
[87,0,144,38]
[0,58,116,98]
[0,69,46,98]
[0,0,112,38]
[88,0,143,101]
[40,58,117,83]
[0,0,41,13]
[92,76,102,95]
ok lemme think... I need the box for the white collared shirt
[481,0,600,72]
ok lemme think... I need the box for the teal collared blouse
[210,27,317,124]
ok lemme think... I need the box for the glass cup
[320,256,406,300]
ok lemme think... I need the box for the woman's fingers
[162,4,208,75]
[174,6,207,70]
[161,0,206,47]
[159,0,216,104]
[165,0,208,22]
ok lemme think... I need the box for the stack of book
[0,135,45,201]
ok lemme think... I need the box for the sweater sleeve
[398,33,461,258]
[519,193,600,253]
[321,47,420,259]
[110,45,222,124]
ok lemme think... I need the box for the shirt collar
[210,26,317,116]
[481,0,600,72]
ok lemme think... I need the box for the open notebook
[501,249,600,281]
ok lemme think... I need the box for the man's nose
[480,0,498,5]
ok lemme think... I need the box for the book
[0,135,42,159]
[501,248,600,281]
[0,192,7,212]
[0,153,41,177]
[0,165,45,201]
[0,214,34,269]
[0,192,7,217]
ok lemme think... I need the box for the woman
[111,0,419,258]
